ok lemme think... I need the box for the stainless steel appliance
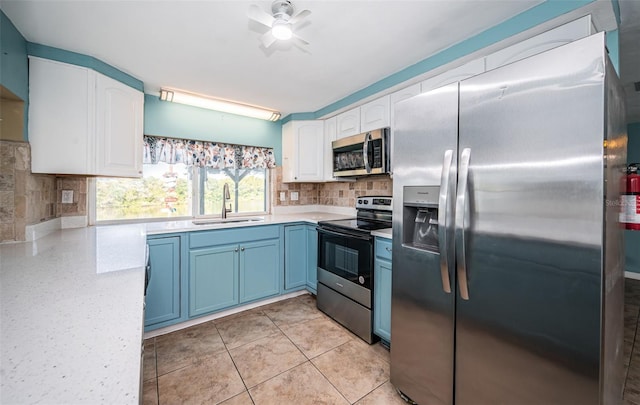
[317,196,392,343]
[391,33,626,405]
[332,128,390,177]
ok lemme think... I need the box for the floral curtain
[143,136,276,169]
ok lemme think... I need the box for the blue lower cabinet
[146,236,181,328]
[306,225,318,292]
[374,238,392,342]
[240,239,280,303]
[284,225,307,290]
[189,245,239,317]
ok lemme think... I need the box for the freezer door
[390,83,458,405]
[455,33,610,404]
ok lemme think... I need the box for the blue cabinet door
[374,257,392,342]
[284,225,307,290]
[189,245,239,317]
[146,236,181,327]
[306,225,318,292]
[240,239,280,303]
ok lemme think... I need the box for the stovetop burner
[318,196,392,234]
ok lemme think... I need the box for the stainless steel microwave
[332,128,390,177]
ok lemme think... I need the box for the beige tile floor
[143,281,640,405]
[142,294,405,405]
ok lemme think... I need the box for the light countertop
[0,211,356,404]
[145,211,354,235]
[0,225,147,404]
[372,228,392,239]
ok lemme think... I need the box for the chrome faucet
[222,183,231,219]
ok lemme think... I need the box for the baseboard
[143,289,311,339]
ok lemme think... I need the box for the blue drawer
[189,225,279,249]
[375,238,392,261]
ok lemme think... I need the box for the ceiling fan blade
[289,9,311,25]
[291,34,309,47]
[260,31,277,48]
[248,4,275,28]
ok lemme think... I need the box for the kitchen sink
[192,216,265,225]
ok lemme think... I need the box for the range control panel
[356,196,393,211]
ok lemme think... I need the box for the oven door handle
[316,226,372,241]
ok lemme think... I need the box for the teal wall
[144,95,282,164]
[0,9,29,140]
[627,123,640,274]
[27,43,143,92]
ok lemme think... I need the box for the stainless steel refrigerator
[390,32,626,405]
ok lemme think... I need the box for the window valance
[143,136,276,169]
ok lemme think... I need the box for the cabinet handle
[235,248,239,252]
[385,247,392,253]
[241,247,245,251]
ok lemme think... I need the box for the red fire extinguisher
[623,163,640,231]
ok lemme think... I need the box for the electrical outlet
[61,190,74,204]
[279,192,286,202]
[290,191,299,201]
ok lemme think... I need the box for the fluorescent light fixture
[159,89,281,121]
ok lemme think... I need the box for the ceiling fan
[248,0,311,49]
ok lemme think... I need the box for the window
[93,136,274,223]
[199,168,267,215]
[96,162,192,221]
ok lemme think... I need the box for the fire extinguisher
[622,163,640,231]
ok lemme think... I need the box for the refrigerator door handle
[438,149,453,293]
[455,148,471,300]
[363,132,372,173]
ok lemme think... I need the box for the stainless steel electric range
[316,196,392,343]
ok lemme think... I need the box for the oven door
[317,226,373,289]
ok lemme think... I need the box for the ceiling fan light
[272,21,292,40]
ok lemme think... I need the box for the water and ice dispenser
[403,186,440,253]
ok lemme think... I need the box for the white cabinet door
[360,95,390,132]
[28,57,144,177]
[389,83,421,174]
[485,16,591,70]
[28,57,95,175]
[323,116,337,181]
[421,59,485,93]
[281,120,324,182]
[336,108,361,139]
[96,74,144,177]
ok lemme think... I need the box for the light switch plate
[279,192,286,202]
[290,191,299,201]
[61,190,74,204]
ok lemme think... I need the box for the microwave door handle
[363,132,372,173]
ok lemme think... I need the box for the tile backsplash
[0,140,87,242]
[270,167,392,208]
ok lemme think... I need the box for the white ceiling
[0,0,637,122]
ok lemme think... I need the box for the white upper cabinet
[28,57,144,177]
[96,74,144,177]
[389,83,421,174]
[336,108,361,139]
[282,120,324,183]
[360,95,390,132]
[421,59,485,93]
[323,116,338,181]
[390,83,421,127]
[485,16,592,71]
[29,57,95,175]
